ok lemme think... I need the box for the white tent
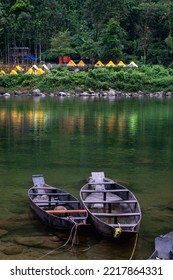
[128,61,138,68]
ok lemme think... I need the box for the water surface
[0,95,173,260]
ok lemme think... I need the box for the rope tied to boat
[129,233,139,260]
[66,216,80,247]
[38,217,83,259]
[114,223,122,238]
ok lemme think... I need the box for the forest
[0,0,173,66]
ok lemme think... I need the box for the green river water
[0,95,173,260]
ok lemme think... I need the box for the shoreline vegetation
[0,64,173,97]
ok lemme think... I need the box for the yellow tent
[128,61,138,68]
[67,60,76,67]
[77,60,86,67]
[0,70,6,75]
[106,60,116,67]
[116,61,127,67]
[15,65,23,72]
[35,68,45,75]
[95,60,104,67]
[26,68,34,74]
[10,69,18,75]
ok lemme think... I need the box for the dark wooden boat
[28,174,88,231]
[148,232,173,259]
[80,172,141,239]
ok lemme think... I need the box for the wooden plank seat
[64,216,87,220]
[54,200,80,204]
[92,212,141,217]
[35,200,80,204]
[85,200,137,204]
[31,192,71,196]
[109,223,137,228]
[81,189,128,193]
[88,182,116,185]
[34,201,57,206]
[46,209,87,215]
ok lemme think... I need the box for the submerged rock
[48,235,61,242]
[0,229,8,237]
[1,242,23,255]
[15,236,44,247]
[167,201,173,210]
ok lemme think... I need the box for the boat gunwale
[80,177,142,232]
[28,183,88,229]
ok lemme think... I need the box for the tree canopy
[0,0,173,66]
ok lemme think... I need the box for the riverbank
[0,64,173,96]
[1,88,173,98]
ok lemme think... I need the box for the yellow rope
[129,233,139,260]
[114,223,122,238]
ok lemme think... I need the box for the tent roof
[77,60,86,67]
[42,64,49,70]
[0,70,6,75]
[32,64,39,70]
[16,65,23,71]
[67,60,76,66]
[116,60,127,67]
[36,68,45,75]
[106,60,116,67]
[23,55,36,61]
[10,70,18,75]
[26,68,34,74]
[95,60,104,67]
[128,61,138,68]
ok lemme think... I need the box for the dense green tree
[50,30,76,57]
[0,0,172,65]
[99,18,125,62]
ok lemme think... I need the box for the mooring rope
[38,218,82,259]
[129,233,139,260]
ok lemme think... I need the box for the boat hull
[148,231,173,260]
[29,196,77,231]
[28,175,88,231]
[80,172,141,239]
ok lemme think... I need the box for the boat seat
[109,223,137,228]
[46,209,87,214]
[155,236,173,259]
[34,200,80,210]
[91,172,105,183]
[83,188,127,192]
[55,200,80,204]
[31,192,71,196]
[85,200,136,204]
[34,201,57,207]
[32,174,46,194]
[92,212,141,217]
[64,216,87,220]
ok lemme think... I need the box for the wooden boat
[28,175,88,231]
[80,172,141,239]
[148,232,173,259]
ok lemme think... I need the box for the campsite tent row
[0,64,49,75]
[67,60,138,68]
[0,60,138,75]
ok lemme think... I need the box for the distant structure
[10,47,35,65]
[59,55,71,64]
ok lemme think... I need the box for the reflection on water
[0,96,173,259]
